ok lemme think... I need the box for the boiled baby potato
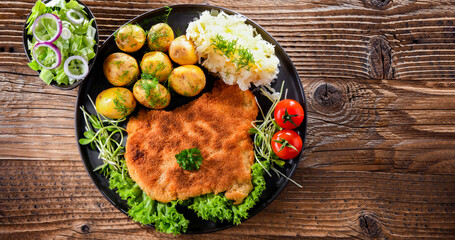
[169,35,198,65]
[103,52,139,86]
[133,79,171,109]
[115,24,146,52]
[140,51,173,82]
[96,87,136,119]
[147,23,174,52]
[168,65,206,97]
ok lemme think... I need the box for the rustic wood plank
[2,69,455,172]
[0,162,454,239]
[1,0,455,80]
[302,77,455,173]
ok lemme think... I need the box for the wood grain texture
[1,0,455,239]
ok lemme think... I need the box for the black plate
[23,0,99,90]
[75,4,307,234]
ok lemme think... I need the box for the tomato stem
[273,137,299,152]
[282,108,302,127]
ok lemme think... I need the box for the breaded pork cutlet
[125,80,258,204]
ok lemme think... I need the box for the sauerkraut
[186,10,279,91]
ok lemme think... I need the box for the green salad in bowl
[23,0,99,90]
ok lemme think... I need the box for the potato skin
[103,53,139,86]
[169,35,198,65]
[115,24,146,52]
[168,65,206,97]
[147,23,174,52]
[133,79,170,109]
[95,87,136,119]
[140,51,173,82]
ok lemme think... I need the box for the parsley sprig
[175,148,203,171]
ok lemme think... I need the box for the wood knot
[368,36,394,79]
[81,224,90,234]
[362,0,392,9]
[359,214,382,237]
[314,83,343,107]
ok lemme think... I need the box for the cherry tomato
[274,99,304,129]
[271,129,303,160]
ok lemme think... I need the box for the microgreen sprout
[249,82,302,188]
[79,96,127,177]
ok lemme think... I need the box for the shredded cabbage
[186,10,279,91]
[26,0,96,85]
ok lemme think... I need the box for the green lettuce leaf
[108,170,142,205]
[28,60,40,71]
[188,193,233,222]
[26,0,96,85]
[108,169,189,235]
[65,0,85,12]
[39,68,54,84]
[26,0,48,35]
[188,161,268,225]
[46,0,66,9]
[54,67,69,85]
[94,138,269,236]
[107,161,267,234]
[128,195,189,235]
[232,161,268,224]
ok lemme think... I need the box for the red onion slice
[32,42,62,70]
[32,13,62,43]
[64,55,89,80]
[66,9,84,25]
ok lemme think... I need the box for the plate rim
[75,3,307,234]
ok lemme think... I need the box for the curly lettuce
[188,193,234,223]
[108,170,189,235]
[106,161,267,234]
[188,161,268,225]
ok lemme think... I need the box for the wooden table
[1,0,455,239]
